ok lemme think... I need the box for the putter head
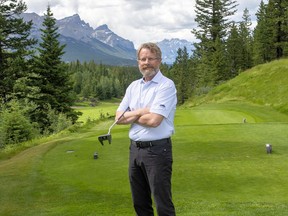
[98,134,112,145]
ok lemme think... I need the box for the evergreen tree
[68,61,139,101]
[193,0,237,42]
[226,22,242,78]
[172,47,192,104]
[30,6,78,131]
[226,8,253,75]
[238,8,253,70]
[266,0,288,58]
[253,0,288,63]
[212,36,229,83]
[0,0,36,103]
[253,1,271,64]
[192,0,238,86]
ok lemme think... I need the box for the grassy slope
[188,58,288,114]
[1,59,288,215]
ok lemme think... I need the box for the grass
[188,58,288,114]
[75,100,119,123]
[175,104,288,215]
[1,102,288,215]
[1,59,288,215]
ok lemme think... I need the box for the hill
[188,59,288,114]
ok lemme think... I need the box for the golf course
[1,59,288,215]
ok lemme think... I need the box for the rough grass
[188,58,288,114]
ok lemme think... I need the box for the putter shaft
[108,120,118,134]
[107,107,130,134]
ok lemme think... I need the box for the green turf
[188,58,288,115]
[1,103,288,215]
[76,101,119,123]
[1,59,288,215]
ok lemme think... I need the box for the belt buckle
[136,141,142,148]
[135,141,153,148]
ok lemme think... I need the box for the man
[116,42,177,216]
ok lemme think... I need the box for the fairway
[1,103,288,215]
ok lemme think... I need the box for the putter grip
[117,107,130,121]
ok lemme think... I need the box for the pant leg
[129,144,154,216]
[145,141,176,216]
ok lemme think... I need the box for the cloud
[123,0,154,10]
[24,0,265,47]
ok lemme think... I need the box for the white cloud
[24,0,265,48]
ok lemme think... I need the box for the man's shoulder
[156,71,172,82]
[158,72,175,86]
[127,78,142,89]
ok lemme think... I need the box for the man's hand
[116,107,164,127]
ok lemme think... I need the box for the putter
[98,107,129,145]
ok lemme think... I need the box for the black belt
[131,138,171,148]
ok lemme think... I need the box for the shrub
[0,100,40,147]
[44,108,72,135]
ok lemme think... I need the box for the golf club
[98,107,130,145]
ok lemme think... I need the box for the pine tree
[30,6,78,131]
[212,36,229,83]
[226,22,242,78]
[238,8,253,70]
[253,0,288,63]
[0,0,36,103]
[225,8,253,75]
[192,0,238,86]
[253,1,271,64]
[193,0,237,42]
[266,0,288,58]
[172,47,192,104]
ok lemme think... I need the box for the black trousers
[129,139,176,216]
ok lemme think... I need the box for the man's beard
[139,65,159,78]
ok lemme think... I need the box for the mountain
[21,13,193,66]
[157,39,194,65]
[21,13,137,66]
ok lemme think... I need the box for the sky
[24,0,268,47]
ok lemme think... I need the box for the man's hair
[137,42,162,60]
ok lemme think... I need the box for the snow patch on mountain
[21,13,194,65]
[157,39,194,65]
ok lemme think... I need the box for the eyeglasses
[138,57,159,62]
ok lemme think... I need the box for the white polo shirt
[117,71,177,141]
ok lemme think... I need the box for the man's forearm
[135,113,164,128]
[116,108,149,124]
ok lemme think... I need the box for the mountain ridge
[21,12,194,65]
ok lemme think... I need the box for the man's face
[138,48,161,79]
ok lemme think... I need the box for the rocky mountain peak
[20,12,193,65]
[92,24,134,52]
[157,38,194,65]
[95,24,110,31]
[57,14,94,42]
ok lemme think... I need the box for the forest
[0,0,287,147]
